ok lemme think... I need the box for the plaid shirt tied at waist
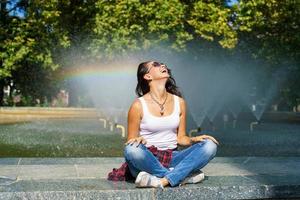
[107,145,174,181]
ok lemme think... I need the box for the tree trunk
[67,80,78,107]
[0,79,5,106]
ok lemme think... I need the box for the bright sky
[6,0,25,18]
[6,0,239,18]
[226,0,239,7]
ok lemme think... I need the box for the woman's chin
[154,75,170,81]
[163,74,170,78]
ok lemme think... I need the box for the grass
[0,119,300,157]
[0,119,126,157]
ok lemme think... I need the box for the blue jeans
[124,139,217,186]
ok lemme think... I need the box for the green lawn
[0,119,126,157]
[0,119,300,157]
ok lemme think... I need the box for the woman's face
[144,61,170,81]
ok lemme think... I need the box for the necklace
[149,91,168,116]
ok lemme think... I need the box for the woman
[124,61,218,188]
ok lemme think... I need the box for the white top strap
[138,96,149,116]
[174,95,180,114]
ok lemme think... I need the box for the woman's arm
[177,98,193,146]
[125,99,147,145]
[177,98,219,146]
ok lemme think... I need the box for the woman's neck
[149,81,167,101]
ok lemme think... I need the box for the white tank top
[138,94,180,150]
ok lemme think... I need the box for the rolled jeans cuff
[164,174,176,187]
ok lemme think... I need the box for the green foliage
[0,0,299,106]
[0,0,70,79]
[11,62,61,106]
[236,0,300,61]
[1,0,298,67]
[235,0,300,106]
[91,0,192,58]
[188,1,238,48]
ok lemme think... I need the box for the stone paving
[0,157,300,199]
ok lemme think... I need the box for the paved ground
[0,157,300,199]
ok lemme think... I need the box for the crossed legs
[124,139,217,187]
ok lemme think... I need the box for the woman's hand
[125,136,147,147]
[191,134,219,145]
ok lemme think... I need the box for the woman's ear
[143,74,152,81]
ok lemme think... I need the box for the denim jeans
[124,139,217,186]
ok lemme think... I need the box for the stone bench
[0,157,300,199]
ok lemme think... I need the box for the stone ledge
[0,107,102,124]
[0,176,300,200]
[1,157,300,199]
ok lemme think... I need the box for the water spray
[0,176,18,186]
[209,120,216,131]
[250,120,260,132]
[99,118,107,128]
[250,103,261,131]
[232,118,237,129]
[188,127,202,137]
[109,121,114,131]
[115,124,126,137]
[223,114,229,130]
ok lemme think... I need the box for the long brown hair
[135,61,183,97]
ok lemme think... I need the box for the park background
[0,0,300,157]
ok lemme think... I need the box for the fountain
[223,113,229,130]
[98,118,107,129]
[206,100,224,131]
[227,98,243,129]
[0,176,18,186]
[2,50,294,158]
[242,68,287,132]
[188,126,202,137]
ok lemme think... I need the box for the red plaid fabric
[107,145,174,181]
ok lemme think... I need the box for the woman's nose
[161,64,166,69]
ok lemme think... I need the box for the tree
[91,0,192,58]
[0,0,70,105]
[55,0,98,106]
[1,0,299,106]
[234,0,300,106]
[10,60,60,106]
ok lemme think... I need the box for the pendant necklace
[149,91,168,116]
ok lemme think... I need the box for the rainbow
[56,63,137,81]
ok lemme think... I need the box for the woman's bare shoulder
[128,98,143,119]
[175,95,185,104]
[129,98,142,111]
